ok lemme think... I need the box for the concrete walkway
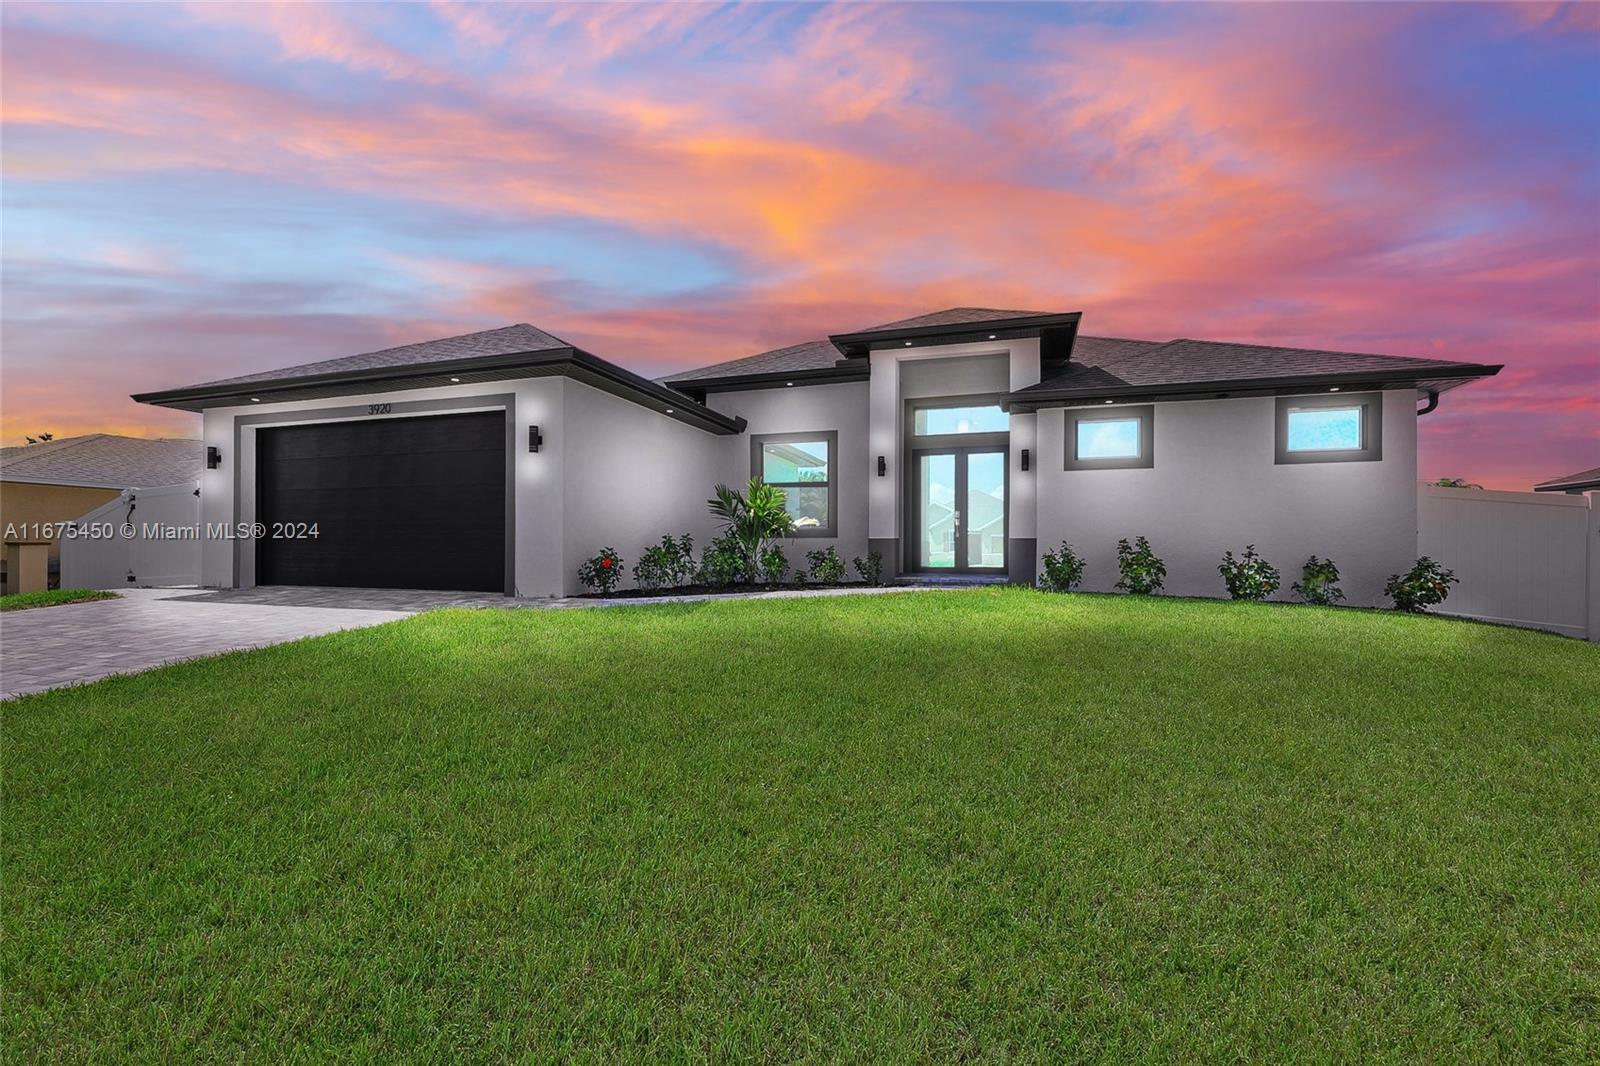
[2,584,958,698]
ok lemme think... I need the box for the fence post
[1588,491,1598,643]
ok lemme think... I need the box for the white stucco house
[132,307,1501,603]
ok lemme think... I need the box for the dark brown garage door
[256,412,506,592]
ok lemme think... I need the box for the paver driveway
[1,588,412,699]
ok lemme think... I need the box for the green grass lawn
[4,589,1597,1060]
[0,587,118,611]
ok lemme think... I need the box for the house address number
[367,403,392,415]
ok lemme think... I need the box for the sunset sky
[3,1,1595,488]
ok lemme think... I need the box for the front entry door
[912,447,1007,573]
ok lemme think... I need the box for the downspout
[1416,389,1440,417]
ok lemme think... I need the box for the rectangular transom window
[751,431,838,536]
[1064,406,1154,470]
[914,405,1009,436]
[1275,393,1382,464]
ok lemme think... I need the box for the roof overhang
[133,347,746,435]
[828,312,1082,359]
[1005,365,1503,412]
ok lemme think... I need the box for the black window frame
[1064,405,1155,470]
[1275,392,1383,465]
[750,430,838,538]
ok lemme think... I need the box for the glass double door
[913,447,1007,572]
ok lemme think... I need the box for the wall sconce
[527,425,543,453]
[877,455,887,477]
[206,445,222,469]
[1020,448,1030,472]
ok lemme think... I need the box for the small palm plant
[708,477,796,583]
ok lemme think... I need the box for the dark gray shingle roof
[852,307,1055,333]
[181,323,571,391]
[660,339,841,385]
[1533,466,1600,493]
[1016,338,1498,399]
[0,434,203,488]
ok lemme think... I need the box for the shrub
[577,547,624,595]
[708,478,796,583]
[758,544,789,585]
[806,547,846,583]
[853,550,884,586]
[1385,557,1458,613]
[1291,555,1345,606]
[1218,544,1281,602]
[634,533,695,590]
[1037,541,1086,593]
[699,535,746,588]
[1114,536,1166,595]
[1431,477,1483,489]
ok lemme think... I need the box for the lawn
[0,588,118,612]
[4,589,1597,1060]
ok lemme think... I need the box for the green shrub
[758,544,789,585]
[1431,477,1483,489]
[852,550,884,586]
[634,534,696,590]
[699,535,747,588]
[577,547,624,595]
[1385,557,1458,613]
[806,547,846,583]
[1218,545,1281,601]
[1114,536,1166,595]
[1037,541,1085,592]
[1291,556,1345,606]
[708,478,796,584]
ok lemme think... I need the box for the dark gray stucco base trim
[1007,539,1037,586]
[869,538,900,578]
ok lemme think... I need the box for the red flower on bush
[600,558,612,568]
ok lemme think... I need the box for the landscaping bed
[4,590,1596,1059]
[572,580,874,599]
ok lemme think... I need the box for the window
[1064,406,1154,470]
[751,431,837,536]
[1275,393,1382,464]
[914,404,1009,436]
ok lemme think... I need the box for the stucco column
[867,351,901,574]
[1007,341,1041,585]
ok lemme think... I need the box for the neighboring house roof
[0,434,202,489]
[134,324,744,436]
[1533,466,1600,493]
[1009,338,1501,409]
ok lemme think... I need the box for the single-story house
[1533,467,1600,495]
[0,434,202,591]
[132,308,1501,603]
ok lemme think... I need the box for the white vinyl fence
[1417,483,1598,641]
[60,481,202,589]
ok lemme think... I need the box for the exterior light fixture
[786,381,794,387]
[206,446,222,469]
[988,334,996,340]
[1021,448,1030,472]
[877,455,887,477]
[665,408,674,414]
[1104,399,1115,404]
[250,397,260,403]
[1329,386,1341,392]
[450,376,461,383]
[904,341,913,346]
[527,425,542,453]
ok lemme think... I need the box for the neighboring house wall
[1417,483,1594,640]
[707,381,871,575]
[0,481,123,571]
[560,378,728,596]
[1034,390,1419,606]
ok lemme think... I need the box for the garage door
[256,411,506,592]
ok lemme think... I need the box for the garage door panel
[257,412,506,592]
